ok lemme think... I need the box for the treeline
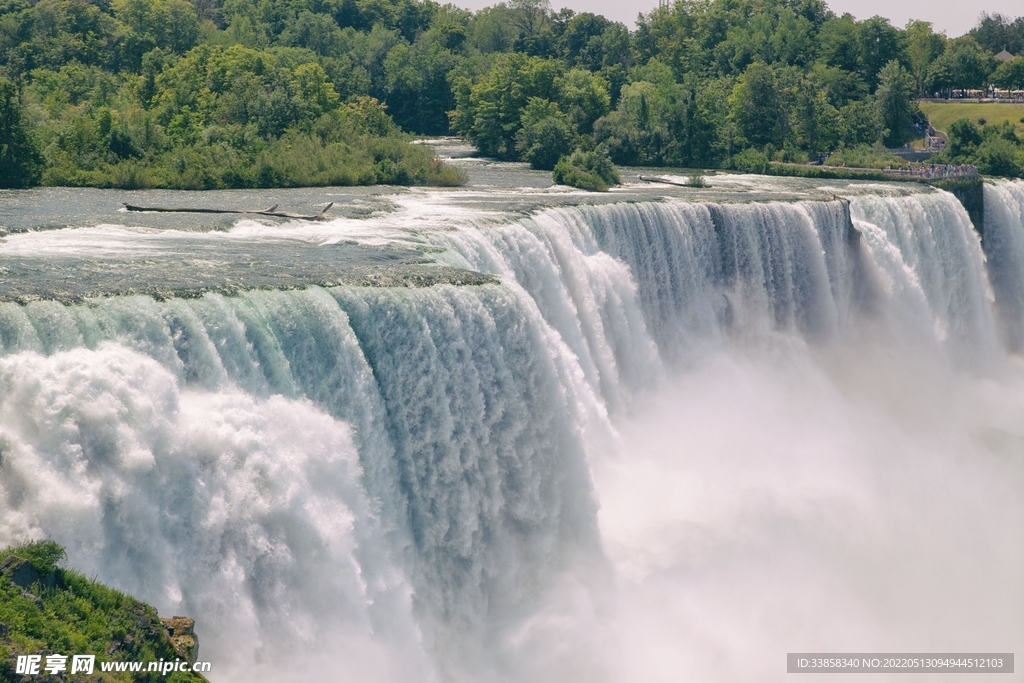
[0,0,471,188]
[446,0,999,174]
[3,0,1024,189]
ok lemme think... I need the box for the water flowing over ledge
[0,183,1022,681]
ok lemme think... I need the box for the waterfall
[0,184,1020,682]
[982,180,1024,350]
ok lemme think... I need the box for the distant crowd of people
[884,164,979,179]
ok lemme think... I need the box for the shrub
[256,134,375,187]
[1,540,66,575]
[944,118,984,160]
[825,144,908,169]
[552,145,619,191]
[729,148,769,173]
[368,137,468,186]
[974,137,1023,177]
[764,163,886,180]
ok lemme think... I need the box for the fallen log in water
[124,203,334,220]
[638,175,690,187]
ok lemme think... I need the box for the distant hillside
[0,541,208,683]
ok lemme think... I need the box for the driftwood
[638,175,690,187]
[124,203,334,220]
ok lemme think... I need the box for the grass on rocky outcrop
[0,541,205,683]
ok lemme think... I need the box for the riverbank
[41,134,467,191]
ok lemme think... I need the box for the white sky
[452,0,1024,38]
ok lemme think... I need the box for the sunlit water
[0,159,1022,682]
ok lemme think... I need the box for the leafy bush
[728,148,769,173]
[765,163,887,180]
[39,130,465,189]
[552,145,619,191]
[825,144,909,169]
[943,118,984,159]
[257,133,375,187]
[934,117,1024,177]
[975,137,1023,176]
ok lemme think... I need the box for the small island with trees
[2,0,1024,191]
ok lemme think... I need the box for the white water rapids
[1,181,1022,682]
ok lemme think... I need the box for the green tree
[818,14,862,74]
[514,97,576,169]
[559,12,629,71]
[924,56,956,96]
[975,136,1022,176]
[837,99,884,145]
[807,63,867,108]
[856,16,907,90]
[905,20,946,96]
[874,60,916,147]
[279,11,345,57]
[508,0,553,55]
[794,88,839,154]
[466,4,518,54]
[970,12,1024,56]
[593,79,672,164]
[449,52,562,159]
[382,29,459,134]
[23,0,121,70]
[925,37,996,95]
[991,57,1024,90]
[112,0,200,68]
[729,61,785,148]
[559,11,611,63]
[944,118,983,159]
[555,67,610,134]
[0,79,43,188]
[291,62,340,121]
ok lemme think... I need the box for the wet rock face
[162,616,200,664]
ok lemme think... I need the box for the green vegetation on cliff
[0,541,206,683]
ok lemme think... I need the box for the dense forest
[2,0,1024,188]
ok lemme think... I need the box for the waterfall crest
[0,184,1017,681]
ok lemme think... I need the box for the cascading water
[983,179,1024,351]
[1,180,1022,682]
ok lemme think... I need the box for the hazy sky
[452,0,1023,38]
